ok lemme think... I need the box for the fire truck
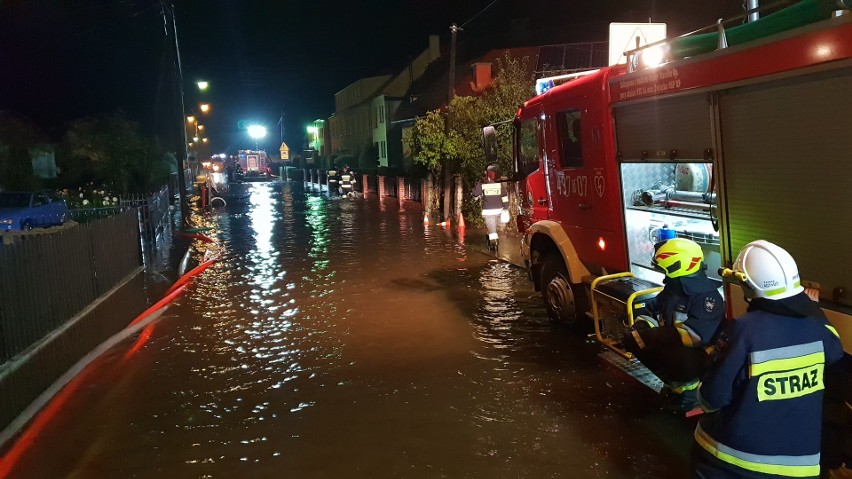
[237,149,270,176]
[490,0,852,358]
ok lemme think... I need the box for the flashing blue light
[535,79,555,96]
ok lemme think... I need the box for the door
[515,113,550,221]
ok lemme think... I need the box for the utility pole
[448,23,459,106]
[443,22,461,223]
[278,109,285,145]
[161,1,190,225]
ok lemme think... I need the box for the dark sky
[0,0,744,156]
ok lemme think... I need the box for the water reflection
[5,181,692,479]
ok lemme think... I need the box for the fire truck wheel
[540,254,579,325]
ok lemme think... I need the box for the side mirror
[482,126,498,166]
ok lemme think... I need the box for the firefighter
[692,240,844,479]
[339,165,356,197]
[473,165,508,251]
[327,165,339,196]
[621,237,725,412]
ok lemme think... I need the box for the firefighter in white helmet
[621,237,725,413]
[692,240,843,479]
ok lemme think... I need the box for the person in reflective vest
[339,165,356,196]
[327,166,339,196]
[473,165,508,251]
[621,237,725,412]
[692,240,843,479]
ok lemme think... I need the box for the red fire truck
[237,149,270,176]
[492,0,852,357]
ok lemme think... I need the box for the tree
[61,112,172,194]
[357,144,377,170]
[409,51,535,223]
[473,52,535,181]
[0,113,49,190]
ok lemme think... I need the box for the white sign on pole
[608,23,667,66]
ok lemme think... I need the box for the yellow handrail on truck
[590,272,664,359]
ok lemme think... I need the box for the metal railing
[68,187,170,242]
[0,210,141,363]
[301,170,423,204]
[403,178,422,202]
[383,176,397,198]
[367,175,378,195]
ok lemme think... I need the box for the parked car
[0,191,68,232]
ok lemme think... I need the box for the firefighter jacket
[645,271,724,346]
[327,169,339,185]
[473,180,508,216]
[340,169,355,190]
[695,293,844,478]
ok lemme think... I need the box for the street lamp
[197,80,209,91]
[306,125,319,151]
[248,124,267,150]
[199,103,210,113]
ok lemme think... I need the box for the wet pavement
[3,181,696,479]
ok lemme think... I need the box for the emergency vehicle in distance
[237,149,270,177]
[486,0,852,358]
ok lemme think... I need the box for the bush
[58,185,121,209]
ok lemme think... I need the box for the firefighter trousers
[621,326,711,386]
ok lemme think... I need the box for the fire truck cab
[508,1,852,356]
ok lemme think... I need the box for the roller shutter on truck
[614,94,711,161]
[719,67,852,310]
[613,94,720,285]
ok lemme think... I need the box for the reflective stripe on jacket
[474,181,507,216]
[696,308,843,478]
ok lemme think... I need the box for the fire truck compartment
[619,161,721,284]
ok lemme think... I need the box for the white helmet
[732,240,803,300]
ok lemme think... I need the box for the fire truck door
[516,115,550,219]
[546,105,608,230]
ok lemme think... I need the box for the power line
[461,0,501,29]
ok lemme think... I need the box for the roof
[394,46,540,122]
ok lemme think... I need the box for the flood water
[5,182,695,479]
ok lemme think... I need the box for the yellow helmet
[652,238,704,278]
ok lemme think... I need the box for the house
[327,35,441,167]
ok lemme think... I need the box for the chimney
[471,62,493,91]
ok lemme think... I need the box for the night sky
[0,0,744,156]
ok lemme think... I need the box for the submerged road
[5,182,695,478]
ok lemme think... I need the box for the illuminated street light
[197,80,209,90]
[248,124,267,150]
[306,125,319,151]
[187,115,196,123]
[200,103,210,113]
[198,125,205,131]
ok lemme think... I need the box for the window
[555,109,583,168]
[517,119,539,177]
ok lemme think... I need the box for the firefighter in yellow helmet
[621,237,725,413]
[692,240,844,479]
